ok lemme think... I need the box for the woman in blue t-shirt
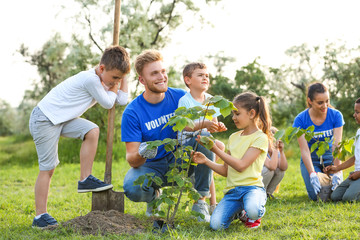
[293,82,345,201]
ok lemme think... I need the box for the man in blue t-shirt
[121,50,214,222]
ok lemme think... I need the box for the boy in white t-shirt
[325,97,360,201]
[178,62,227,217]
[29,46,131,228]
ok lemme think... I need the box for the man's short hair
[182,62,207,88]
[135,50,163,76]
[100,46,131,74]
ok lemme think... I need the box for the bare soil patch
[48,210,148,236]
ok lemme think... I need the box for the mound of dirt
[50,210,147,235]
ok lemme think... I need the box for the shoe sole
[78,184,113,193]
[32,223,58,229]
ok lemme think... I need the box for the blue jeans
[210,186,267,230]
[300,151,333,201]
[123,138,214,203]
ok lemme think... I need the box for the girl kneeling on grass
[324,97,360,202]
[192,92,271,230]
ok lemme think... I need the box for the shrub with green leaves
[275,125,356,163]
[134,96,236,226]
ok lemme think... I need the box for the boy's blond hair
[182,62,207,88]
[135,49,163,76]
[100,46,131,74]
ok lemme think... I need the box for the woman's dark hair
[233,92,272,141]
[356,97,360,104]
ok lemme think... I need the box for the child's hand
[109,82,120,93]
[204,121,219,133]
[277,140,284,152]
[195,135,216,151]
[324,165,338,174]
[349,171,360,180]
[217,122,227,132]
[191,151,208,165]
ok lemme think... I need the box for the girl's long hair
[233,92,272,141]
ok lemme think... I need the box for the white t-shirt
[355,129,360,171]
[38,68,128,125]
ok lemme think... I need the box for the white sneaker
[146,189,162,217]
[192,199,210,222]
[209,204,217,215]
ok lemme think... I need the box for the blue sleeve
[292,113,303,128]
[121,109,142,142]
[334,109,345,128]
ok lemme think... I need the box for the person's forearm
[183,120,209,131]
[268,150,279,171]
[202,159,227,177]
[126,152,146,168]
[212,147,248,172]
[279,152,288,171]
[335,156,355,171]
[119,77,128,93]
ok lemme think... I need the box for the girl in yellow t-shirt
[192,92,271,230]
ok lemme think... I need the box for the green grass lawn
[1,136,360,239]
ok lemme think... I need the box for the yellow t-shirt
[225,130,269,193]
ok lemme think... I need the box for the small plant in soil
[134,95,236,229]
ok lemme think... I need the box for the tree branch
[84,14,103,52]
[290,81,306,94]
[151,0,177,46]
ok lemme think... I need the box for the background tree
[16,0,222,136]
[0,99,15,136]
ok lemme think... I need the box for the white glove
[139,142,158,159]
[310,172,321,195]
[331,171,343,191]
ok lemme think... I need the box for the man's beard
[147,83,168,94]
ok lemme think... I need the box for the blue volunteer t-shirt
[121,87,186,161]
[292,108,345,158]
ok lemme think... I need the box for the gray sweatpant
[331,175,360,202]
[262,166,285,195]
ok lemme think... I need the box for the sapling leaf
[133,175,146,186]
[174,176,184,187]
[296,129,304,139]
[147,140,163,149]
[165,198,175,205]
[175,106,187,115]
[220,106,232,118]
[209,95,223,103]
[274,129,285,141]
[214,99,229,109]
[164,144,174,152]
[284,127,299,144]
[306,125,315,132]
[344,139,355,153]
[173,117,188,132]
[153,176,163,186]
[310,142,318,153]
[304,132,313,142]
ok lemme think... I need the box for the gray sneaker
[146,189,162,217]
[192,199,210,222]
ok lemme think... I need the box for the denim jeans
[300,151,333,201]
[210,186,267,230]
[123,137,214,203]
